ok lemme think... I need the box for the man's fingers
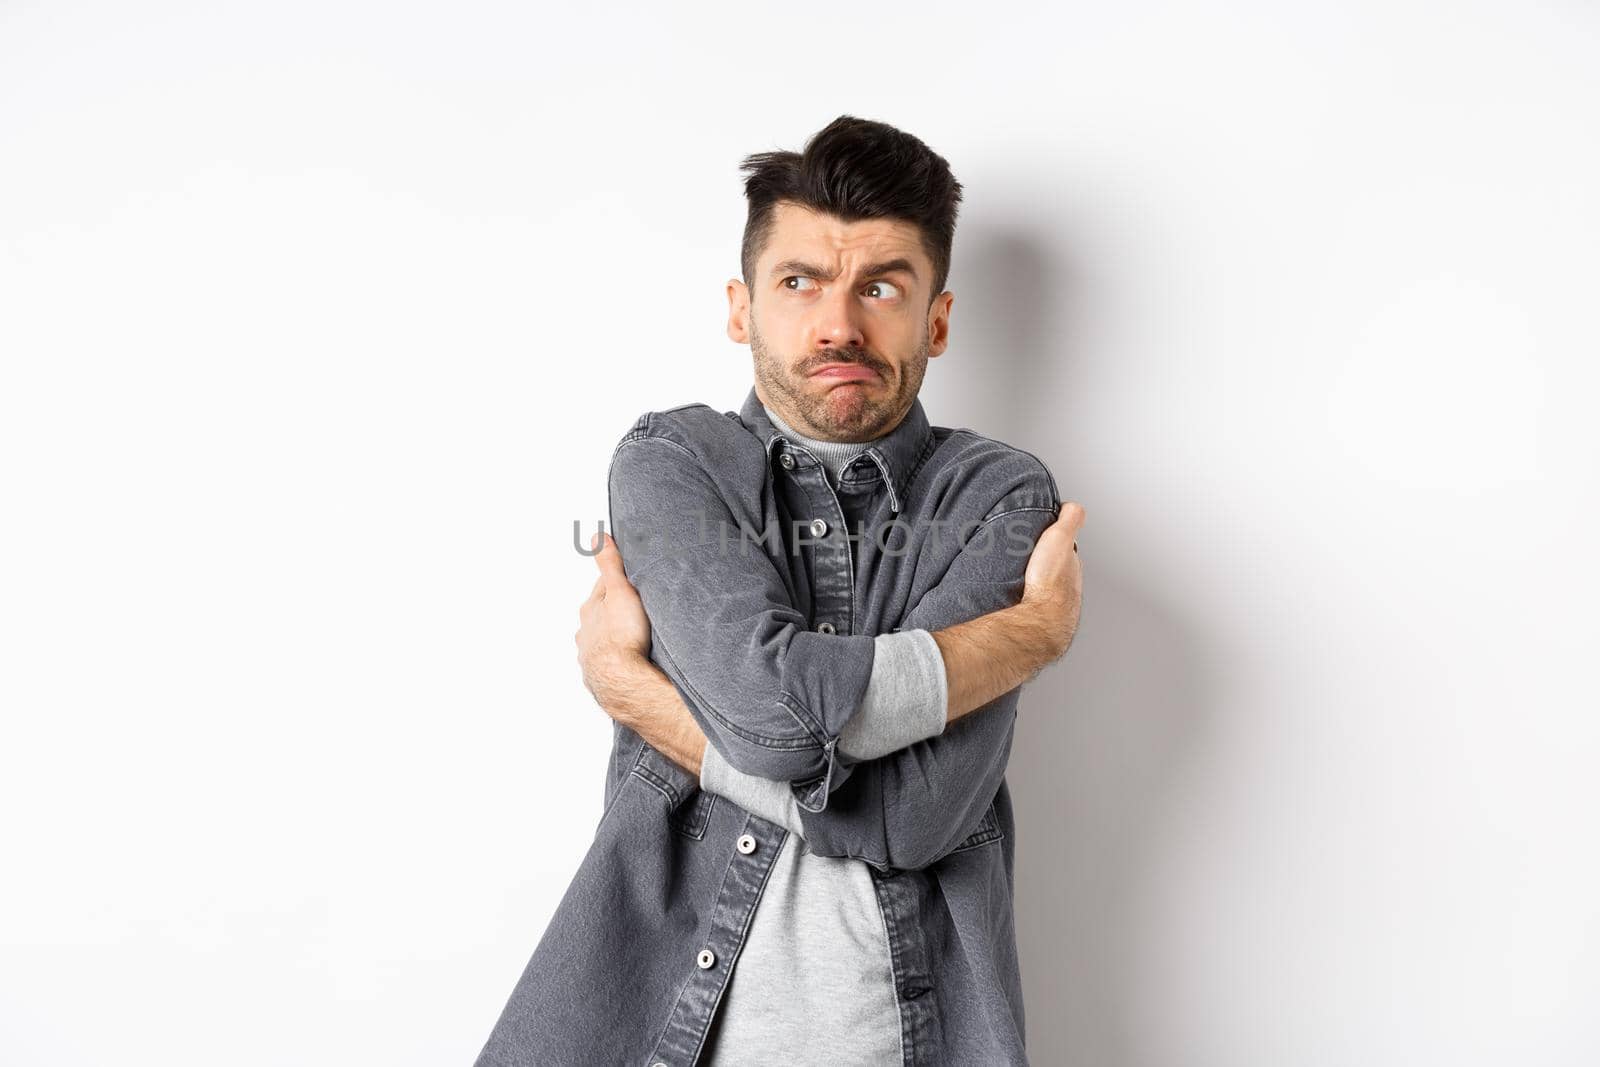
[1022,501,1086,606]
[579,575,605,624]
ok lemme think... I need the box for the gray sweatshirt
[695,404,948,1063]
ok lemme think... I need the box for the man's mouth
[809,362,879,382]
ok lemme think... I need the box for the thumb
[1059,501,1086,538]
[1037,502,1086,557]
[593,531,628,584]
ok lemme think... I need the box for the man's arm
[606,426,944,803]
[780,500,1078,869]
[614,574,1069,845]
[603,496,1082,870]
[596,623,948,807]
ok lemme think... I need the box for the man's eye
[864,280,903,300]
[783,277,819,292]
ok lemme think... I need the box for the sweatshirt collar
[736,383,933,515]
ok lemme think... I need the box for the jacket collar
[736,383,932,515]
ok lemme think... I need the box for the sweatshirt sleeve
[699,628,948,835]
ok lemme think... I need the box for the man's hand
[575,531,653,714]
[576,531,708,776]
[929,501,1086,724]
[1020,501,1086,660]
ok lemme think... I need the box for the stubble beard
[749,313,928,443]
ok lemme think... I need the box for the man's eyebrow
[769,257,920,283]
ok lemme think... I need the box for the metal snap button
[778,453,795,469]
[816,621,835,634]
[737,833,757,854]
[809,517,828,537]
[696,948,716,969]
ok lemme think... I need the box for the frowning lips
[808,362,879,381]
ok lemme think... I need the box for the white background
[3,1,1596,1064]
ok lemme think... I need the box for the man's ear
[726,278,751,343]
[927,290,953,358]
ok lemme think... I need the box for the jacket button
[737,833,757,854]
[809,517,828,537]
[778,453,795,469]
[816,621,835,634]
[697,948,716,969]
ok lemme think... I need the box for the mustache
[802,348,884,374]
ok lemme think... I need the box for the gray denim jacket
[476,385,1062,1066]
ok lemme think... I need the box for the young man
[476,115,1085,1066]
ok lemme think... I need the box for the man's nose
[809,282,867,351]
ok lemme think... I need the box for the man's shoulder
[609,400,765,487]
[609,399,744,453]
[615,400,735,444]
[923,424,1062,525]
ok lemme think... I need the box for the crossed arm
[589,431,1081,870]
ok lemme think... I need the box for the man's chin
[818,392,895,432]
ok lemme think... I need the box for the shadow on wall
[939,218,1222,1067]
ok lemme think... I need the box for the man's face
[726,201,953,443]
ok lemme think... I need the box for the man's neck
[763,404,876,488]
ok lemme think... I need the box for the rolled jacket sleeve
[700,626,949,837]
[608,431,885,797]
[793,502,1061,871]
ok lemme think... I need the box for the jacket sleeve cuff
[835,629,949,761]
[700,740,808,837]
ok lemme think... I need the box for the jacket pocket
[630,741,717,841]
[947,799,1004,855]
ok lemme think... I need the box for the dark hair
[738,115,964,305]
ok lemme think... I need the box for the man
[476,115,1085,1066]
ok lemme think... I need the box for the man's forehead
[762,201,926,266]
